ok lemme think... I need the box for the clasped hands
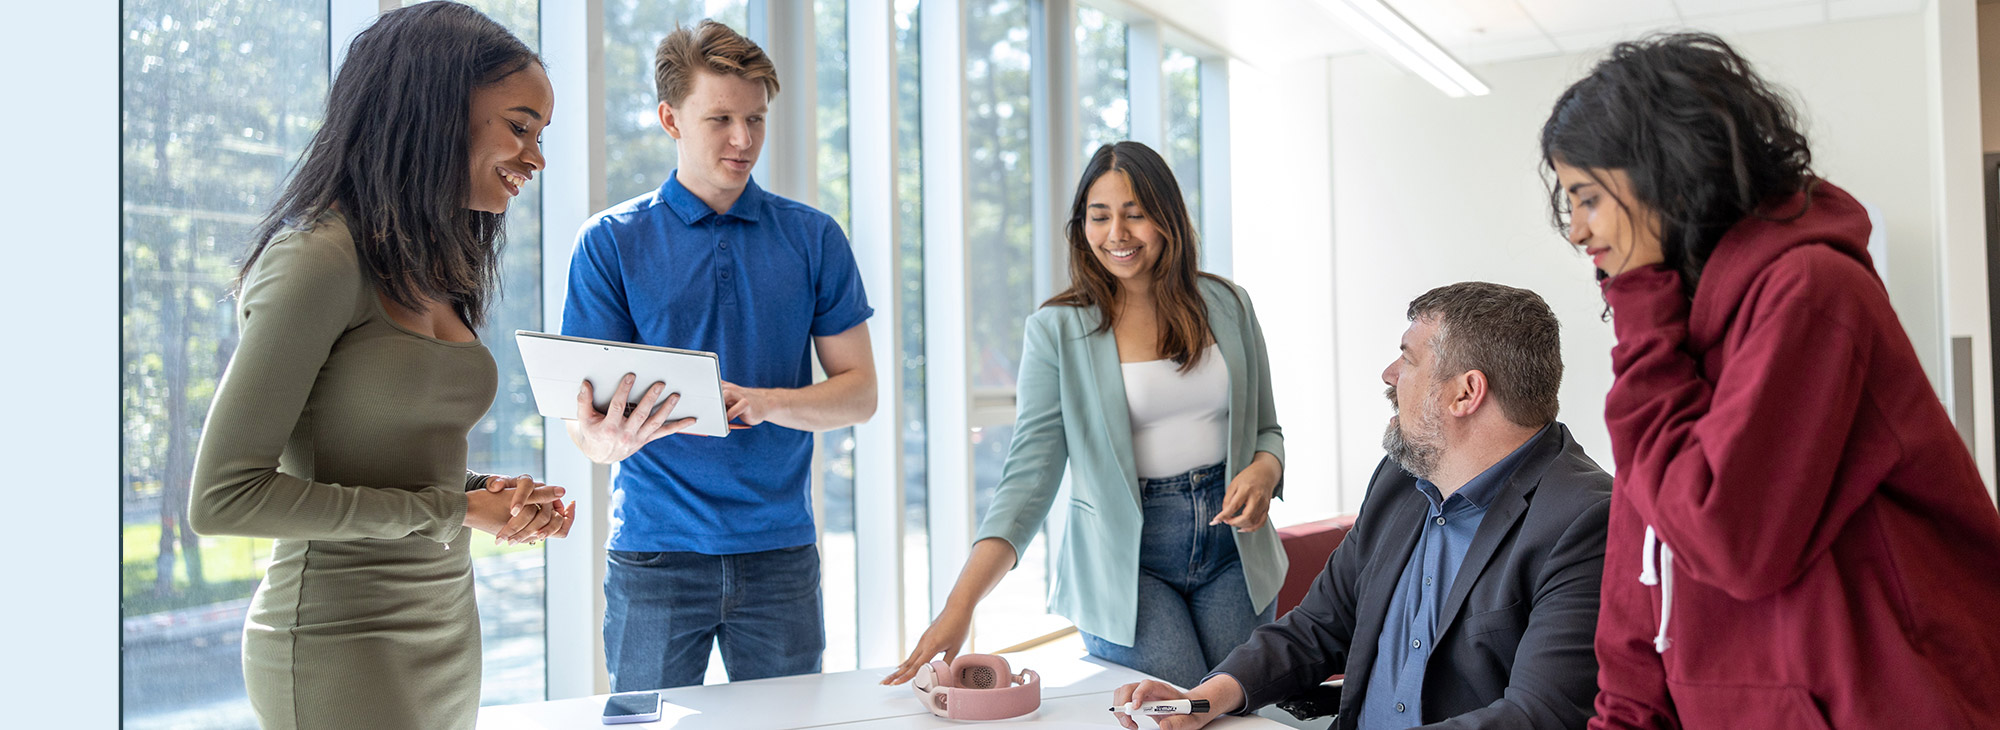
[464,474,575,545]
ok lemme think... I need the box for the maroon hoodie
[1589,181,2000,728]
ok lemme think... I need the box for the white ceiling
[1140,0,1928,68]
[1385,0,1928,65]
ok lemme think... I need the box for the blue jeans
[1080,461,1276,689]
[602,544,824,691]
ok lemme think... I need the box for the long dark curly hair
[237,1,541,329]
[1540,32,1817,297]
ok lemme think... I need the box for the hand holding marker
[1110,699,1210,716]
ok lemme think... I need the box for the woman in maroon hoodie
[1541,33,2000,728]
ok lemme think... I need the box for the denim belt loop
[1142,460,1228,496]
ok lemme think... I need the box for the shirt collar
[660,170,766,225]
[1413,423,1552,511]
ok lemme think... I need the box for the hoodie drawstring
[1640,525,1674,653]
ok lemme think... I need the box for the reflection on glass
[454,0,548,706]
[1163,47,1202,242]
[895,0,932,648]
[1074,4,1128,160]
[814,0,859,674]
[967,0,1055,651]
[602,0,751,206]
[967,0,1034,393]
[120,4,321,728]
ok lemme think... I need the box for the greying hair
[1406,282,1563,427]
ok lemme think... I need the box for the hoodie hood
[1687,180,1874,350]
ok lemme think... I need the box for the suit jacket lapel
[1081,308,1139,505]
[1433,427,1563,634]
[1342,487,1427,713]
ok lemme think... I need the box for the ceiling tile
[1452,35,1565,64]
[1548,26,1656,55]
[1139,0,1368,65]
[1514,0,1680,36]
[1828,0,1927,21]
[1675,0,1814,16]
[1682,3,1828,36]
[1384,0,1549,49]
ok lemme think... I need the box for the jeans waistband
[1140,460,1228,494]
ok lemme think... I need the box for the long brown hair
[1045,141,1228,372]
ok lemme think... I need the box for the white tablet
[514,331,731,438]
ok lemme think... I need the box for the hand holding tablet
[515,332,737,445]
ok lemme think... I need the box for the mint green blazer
[973,276,1288,646]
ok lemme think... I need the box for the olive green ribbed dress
[190,213,498,730]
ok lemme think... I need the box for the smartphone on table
[602,692,662,724]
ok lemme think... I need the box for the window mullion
[540,0,608,700]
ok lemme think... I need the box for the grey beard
[1382,415,1443,481]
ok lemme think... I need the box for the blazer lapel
[1082,308,1140,505]
[1433,427,1563,634]
[1204,285,1251,473]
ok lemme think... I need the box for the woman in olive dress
[189,4,572,728]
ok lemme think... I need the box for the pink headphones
[910,653,1041,721]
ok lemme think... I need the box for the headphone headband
[910,653,1041,721]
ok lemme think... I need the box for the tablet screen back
[514,331,730,438]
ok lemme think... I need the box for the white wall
[1228,56,1346,524]
[1294,13,1957,510]
[5,3,118,727]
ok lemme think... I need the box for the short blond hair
[654,20,780,107]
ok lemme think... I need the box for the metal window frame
[848,0,908,670]
[919,0,973,618]
[539,0,610,700]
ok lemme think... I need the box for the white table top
[477,647,1291,730]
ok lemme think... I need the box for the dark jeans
[602,544,825,691]
[1080,461,1275,689]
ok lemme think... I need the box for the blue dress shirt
[1356,427,1546,729]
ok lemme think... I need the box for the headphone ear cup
[928,660,952,685]
[950,654,1011,689]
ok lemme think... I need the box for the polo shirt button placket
[716,231,737,305]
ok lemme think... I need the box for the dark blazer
[1211,422,1611,730]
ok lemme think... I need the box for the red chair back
[1274,515,1357,618]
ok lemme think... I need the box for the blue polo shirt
[1357,425,1546,729]
[562,172,872,554]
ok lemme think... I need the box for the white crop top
[1121,343,1230,479]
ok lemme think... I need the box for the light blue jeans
[1080,461,1276,689]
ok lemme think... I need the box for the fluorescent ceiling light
[1319,0,1490,98]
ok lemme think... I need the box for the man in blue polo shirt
[561,20,877,691]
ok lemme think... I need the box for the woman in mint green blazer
[883,141,1287,689]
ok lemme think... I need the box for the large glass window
[120,4,326,727]
[1163,45,1202,243]
[815,0,859,674]
[965,0,1056,651]
[453,0,548,705]
[602,0,751,206]
[1074,4,1127,160]
[116,0,1234,702]
[896,0,932,649]
[121,3,551,725]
